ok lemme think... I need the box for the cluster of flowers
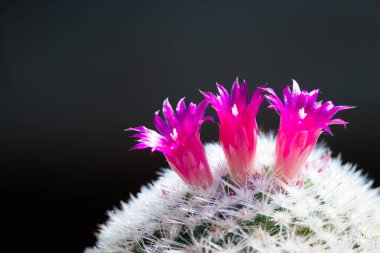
[128,79,352,188]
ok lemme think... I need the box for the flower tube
[264,80,353,182]
[127,98,213,188]
[202,79,264,183]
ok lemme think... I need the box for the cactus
[87,135,380,252]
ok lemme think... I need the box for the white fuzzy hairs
[86,133,380,253]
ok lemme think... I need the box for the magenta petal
[216,83,231,108]
[125,126,147,132]
[323,125,333,135]
[130,133,146,138]
[231,78,242,104]
[283,86,293,109]
[328,118,348,128]
[248,88,265,116]
[154,111,171,137]
[163,98,178,129]
[194,100,209,121]
[240,80,249,103]
[203,93,220,112]
[304,89,319,111]
[329,118,347,125]
[186,102,197,119]
[175,97,187,120]
[130,143,149,150]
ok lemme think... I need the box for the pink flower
[127,98,213,188]
[202,79,264,183]
[264,80,353,182]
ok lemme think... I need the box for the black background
[1,1,379,252]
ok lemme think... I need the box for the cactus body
[87,134,380,253]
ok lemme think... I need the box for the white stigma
[170,128,178,141]
[232,104,239,116]
[299,108,307,119]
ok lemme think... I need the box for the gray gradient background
[1,1,379,252]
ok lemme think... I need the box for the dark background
[1,1,379,252]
